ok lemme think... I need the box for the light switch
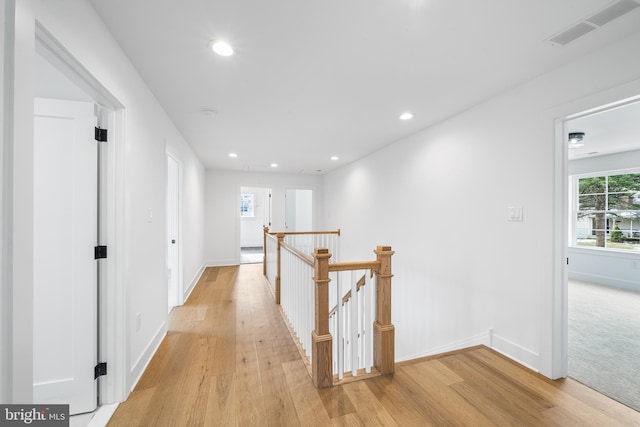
[508,207,523,222]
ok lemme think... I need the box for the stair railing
[263,227,394,388]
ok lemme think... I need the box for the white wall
[205,170,322,266]
[323,32,640,378]
[0,0,7,405]
[4,0,206,402]
[568,149,640,291]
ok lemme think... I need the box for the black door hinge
[94,362,107,379]
[95,127,108,142]
[95,246,108,259]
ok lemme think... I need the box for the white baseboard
[490,331,540,372]
[128,322,167,392]
[183,264,206,302]
[398,331,491,362]
[86,403,119,427]
[569,272,640,292]
[206,258,238,267]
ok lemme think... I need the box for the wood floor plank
[108,264,640,427]
[441,354,548,426]
[318,384,357,419]
[107,387,155,427]
[401,360,495,427]
[470,348,640,426]
[282,359,332,425]
[365,373,439,426]
[342,380,399,427]
[204,374,236,427]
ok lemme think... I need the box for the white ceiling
[87,0,640,174]
[567,100,640,160]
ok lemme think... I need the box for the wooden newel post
[312,247,333,388]
[275,233,285,305]
[374,245,395,375]
[263,227,269,276]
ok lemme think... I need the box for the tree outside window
[576,173,640,250]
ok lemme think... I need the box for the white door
[167,155,181,310]
[33,98,98,414]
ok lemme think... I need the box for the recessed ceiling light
[331,156,339,161]
[210,40,234,57]
[270,163,278,168]
[229,153,238,158]
[399,112,413,121]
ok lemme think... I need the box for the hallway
[108,265,640,426]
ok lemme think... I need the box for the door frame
[238,185,272,262]
[34,23,127,404]
[284,186,314,232]
[551,80,640,379]
[167,152,183,309]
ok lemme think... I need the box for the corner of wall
[183,264,206,303]
[490,331,540,373]
[128,321,167,393]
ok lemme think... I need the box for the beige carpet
[568,279,640,412]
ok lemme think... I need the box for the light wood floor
[108,264,640,426]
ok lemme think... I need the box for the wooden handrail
[280,241,314,266]
[329,260,380,273]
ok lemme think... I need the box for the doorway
[33,23,126,413]
[240,186,271,264]
[167,154,182,310]
[284,188,313,232]
[563,98,640,411]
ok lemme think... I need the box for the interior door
[167,154,181,310]
[33,98,97,414]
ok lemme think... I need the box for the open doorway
[285,188,313,232]
[33,23,126,416]
[240,186,272,264]
[564,99,640,411]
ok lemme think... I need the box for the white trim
[569,272,640,292]
[397,330,491,362]
[550,78,640,380]
[128,322,166,393]
[0,0,10,404]
[490,333,540,373]
[552,116,569,379]
[206,259,239,267]
[166,152,183,309]
[34,23,127,405]
[183,264,206,303]
[86,403,119,427]
[569,245,640,259]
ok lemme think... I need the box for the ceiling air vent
[586,0,640,26]
[549,22,597,46]
[548,0,640,46]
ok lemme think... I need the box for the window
[574,172,640,250]
[240,194,254,217]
